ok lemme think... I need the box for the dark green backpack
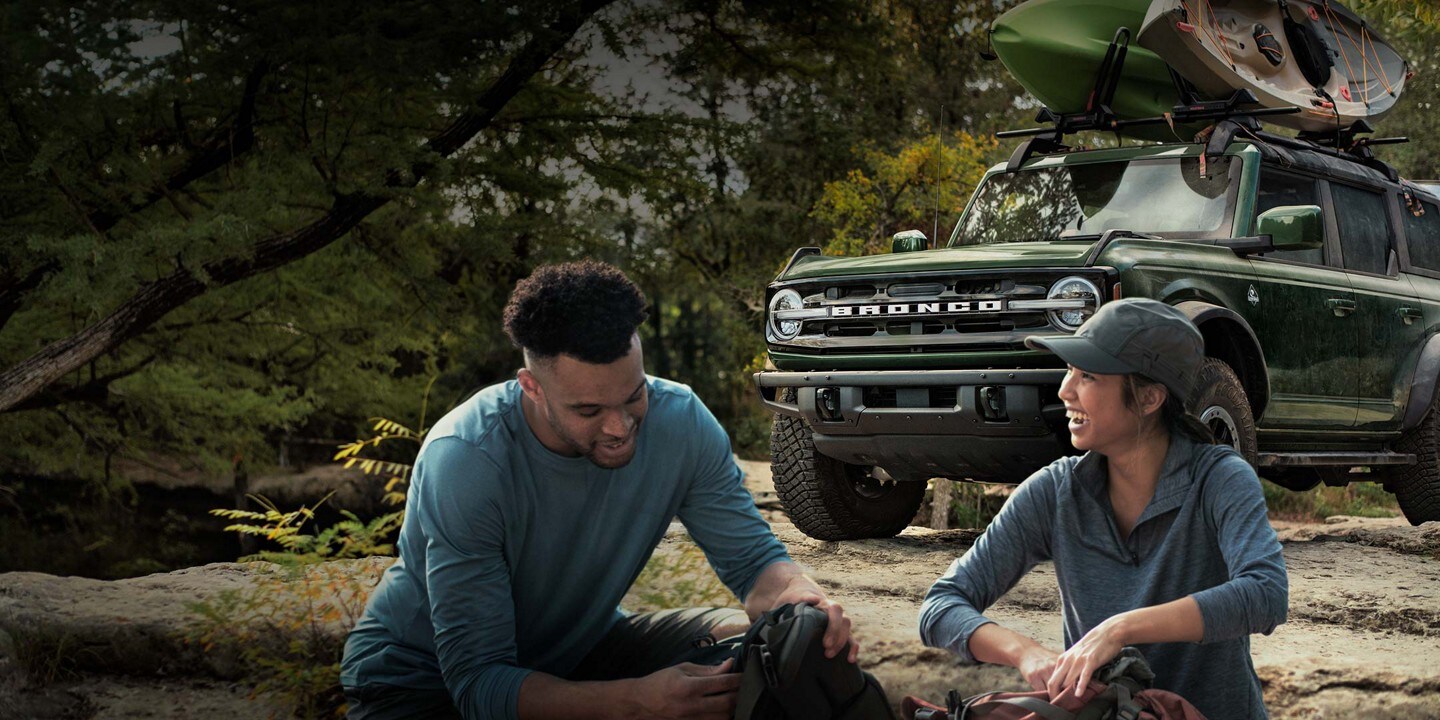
[720,603,897,720]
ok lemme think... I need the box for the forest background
[2,0,1436,578]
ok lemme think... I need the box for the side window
[1332,183,1394,275]
[1256,170,1323,264]
[1404,200,1440,272]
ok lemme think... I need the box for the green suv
[756,130,1440,540]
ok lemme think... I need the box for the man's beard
[545,410,640,469]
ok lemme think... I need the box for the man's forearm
[518,672,635,720]
[742,560,810,618]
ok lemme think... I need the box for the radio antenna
[933,104,945,243]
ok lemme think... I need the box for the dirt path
[734,459,1440,717]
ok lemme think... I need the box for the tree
[0,0,617,414]
[812,131,997,256]
[0,0,1034,485]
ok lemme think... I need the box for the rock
[0,626,16,679]
[0,558,392,680]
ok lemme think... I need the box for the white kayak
[1138,0,1410,133]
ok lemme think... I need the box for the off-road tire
[1193,358,1257,465]
[770,413,925,540]
[1385,395,1440,525]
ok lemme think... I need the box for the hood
[779,241,1099,281]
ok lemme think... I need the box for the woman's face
[1057,365,1160,455]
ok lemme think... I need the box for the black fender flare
[1402,333,1440,430]
[1173,301,1271,418]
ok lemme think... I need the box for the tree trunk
[233,455,256,557]
[929,478,952,530]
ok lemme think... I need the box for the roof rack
[995,25,1405,177]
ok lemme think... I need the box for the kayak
[1138,0,1410,133]
[990,0,1194,141]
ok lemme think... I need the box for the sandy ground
[3,458,1438,718]
[729,458,1440,718]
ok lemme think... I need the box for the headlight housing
[768,289,804,340]
[1046,276,1100,331]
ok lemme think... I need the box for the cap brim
[1025,335,1139,375]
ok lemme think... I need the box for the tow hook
[978,386,1007,422]
[816,387,843,422]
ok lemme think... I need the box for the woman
[918,299,1287,720]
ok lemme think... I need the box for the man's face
[518,335,649,469]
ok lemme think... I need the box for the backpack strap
[733,644,771,720]
[960,693,1075,720]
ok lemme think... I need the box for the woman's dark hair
[1121,374,1215,444]
[502,259,648,364]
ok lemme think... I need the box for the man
[341,260,857,720]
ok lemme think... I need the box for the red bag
[902,648,1207,720]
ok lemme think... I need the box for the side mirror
[892,229,930,254]
[1256,205,1323,251]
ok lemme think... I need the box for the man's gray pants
[344,606,748,719]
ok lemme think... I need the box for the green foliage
[10,629,97,687]
[1261,478,1400,521]
[626,535,739,614]
[923,480,1008,530]
[187,562,378,719]
[813,131,999,256]
[0,0,1037,492]
[212,494,403,562]
[186,404,428,716]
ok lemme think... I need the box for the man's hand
[629,658,741,720]
[771,577,858,663]
[1047,614,1126,700]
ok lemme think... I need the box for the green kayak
[991,0,1192,140]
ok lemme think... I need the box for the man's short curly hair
[503,260,649,364]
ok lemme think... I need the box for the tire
[1193,358,1258,465]
[770,413,925,540]
[1385,395,1440,525]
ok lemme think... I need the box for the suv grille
[770,271,1105,355]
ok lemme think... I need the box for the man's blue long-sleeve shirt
[340,377,790,720]
[918,435,1288,720]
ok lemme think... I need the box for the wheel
[769,413,925,540]
[1385,394,1440,525]
[1193,358,1257,465]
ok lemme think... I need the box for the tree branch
[4,353,158,413]
[0,261,59,334]
[0,0,616,413]
[88,59,271,233]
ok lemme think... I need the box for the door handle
[1325,298,1357,317]
[1397,306,1425,325]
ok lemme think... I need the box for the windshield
[949,157,1236,246]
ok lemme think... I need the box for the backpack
[688,603,897,720]
[902,648,1207,720]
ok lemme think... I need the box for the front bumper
[755,369,1071,481]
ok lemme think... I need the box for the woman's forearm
[1113,596,1205,645]
[967,621,1051,667]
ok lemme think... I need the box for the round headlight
[769,289,804,340]
[1047,276,1100,331]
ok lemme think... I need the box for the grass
[1261,478,1400,522]
[919,476,1402,529]
[626,534,739,613]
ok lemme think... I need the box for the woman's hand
[1016,645,1061,692]
[1047,614,1127,699]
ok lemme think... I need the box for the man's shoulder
[645,375,706,419]
[422,380,520,454]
